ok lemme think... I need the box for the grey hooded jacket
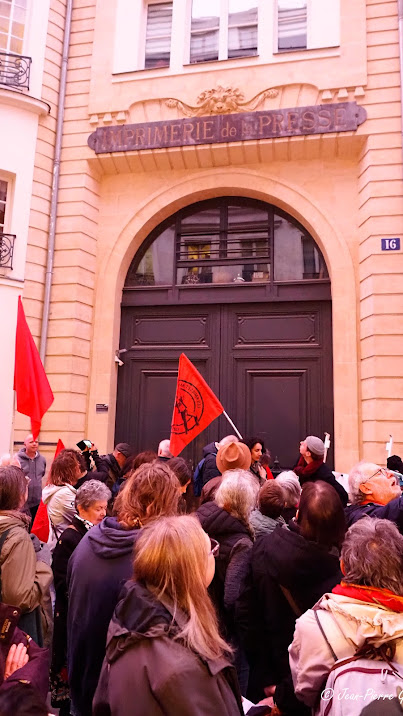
[17,448,46,508]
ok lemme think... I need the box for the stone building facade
[2,0,402,471]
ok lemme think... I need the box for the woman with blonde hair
[93,515,244,716]
[67,460,181,716]
[197,469,259,694]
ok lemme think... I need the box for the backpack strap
[0,529,12,601]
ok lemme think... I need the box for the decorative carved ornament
[165,85,279,116]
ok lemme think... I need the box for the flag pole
[386,434,393,459]
[223,411,243,440]
[323,432,331,463]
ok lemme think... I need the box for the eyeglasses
[365,467,390,483]
[209,538,220,558]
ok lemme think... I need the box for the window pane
[0,180,7,230]
[9,34,22,52]
[0,180,7,203]
[0,3,11,19]
[11,20,24,38]
[190,0,219,63]
[125,225,175,286]
[278,0,307,51]
[273,214,328,280]
[228,0,258,58]
[13,5,25,23]
[0,32,7,48]
[145,2,173,69]
[0,16,9,32]
[178,263,269,284]
[181,207,220,230]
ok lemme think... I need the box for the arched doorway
[115,197,333,469]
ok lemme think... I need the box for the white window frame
[0,178,10,234]
[188,0,258,65]
[141,0,174,70]
[274,0,340,54]
[0,0,28,56]
[112,0,340,77]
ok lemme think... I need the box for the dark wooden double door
[115,299,334,470]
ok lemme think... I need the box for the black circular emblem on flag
[172,380,204,435]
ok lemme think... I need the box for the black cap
[115,443,133,458]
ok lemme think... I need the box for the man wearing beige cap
[294,435,348,506]
[200,441,252,503]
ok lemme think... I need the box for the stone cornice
[0,87,50,116]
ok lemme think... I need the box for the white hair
[218,435,239,448]
[275,471,301,507]
[215,469,259,524]
[348,461,380,505]
[158,440,173,458]
[75,480,111,511]
[0,453,21,468]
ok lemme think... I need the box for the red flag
[170,354,224,456]
[54,439,65,457]
[14,296,54,440]
[31,500,50,543]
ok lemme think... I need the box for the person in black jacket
[90,443,134,496]
[294,435,348,506]
[197,469,259,694]
[50,480,111,716]
[345,461,403,531]
[246,480,346,714]
[199,435,240,488]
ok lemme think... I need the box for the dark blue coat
[66,516,141,716]
[345,495,403,533]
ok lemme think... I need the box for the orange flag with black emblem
[170,354,224,457]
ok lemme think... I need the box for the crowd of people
[0,433,402,715]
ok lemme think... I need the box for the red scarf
[333,582,403,613]
[294,455,323,478]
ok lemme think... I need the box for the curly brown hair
[114,460,180,528]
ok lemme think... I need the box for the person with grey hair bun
[197,470,259,694]
[275,470,302,522]
[50,480,111,715]
[289,517,403,711]
[345,461,403,532]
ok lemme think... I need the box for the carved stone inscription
[88,102,366,154]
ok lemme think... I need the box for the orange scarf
[333,582,403,613]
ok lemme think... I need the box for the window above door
[125,197,329,289]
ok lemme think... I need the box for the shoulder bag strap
[0,529,12,601]
[279,584,303,617]
[313,608,339,661]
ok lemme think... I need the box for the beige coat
[289,592,403,709]
[0,511,52,613]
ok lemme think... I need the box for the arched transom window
[125,198,328,288]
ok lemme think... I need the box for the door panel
[115,305,221,468]
[116,300,333,469]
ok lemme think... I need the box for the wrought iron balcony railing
[0,51,31,90]
[0,233,16,269]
